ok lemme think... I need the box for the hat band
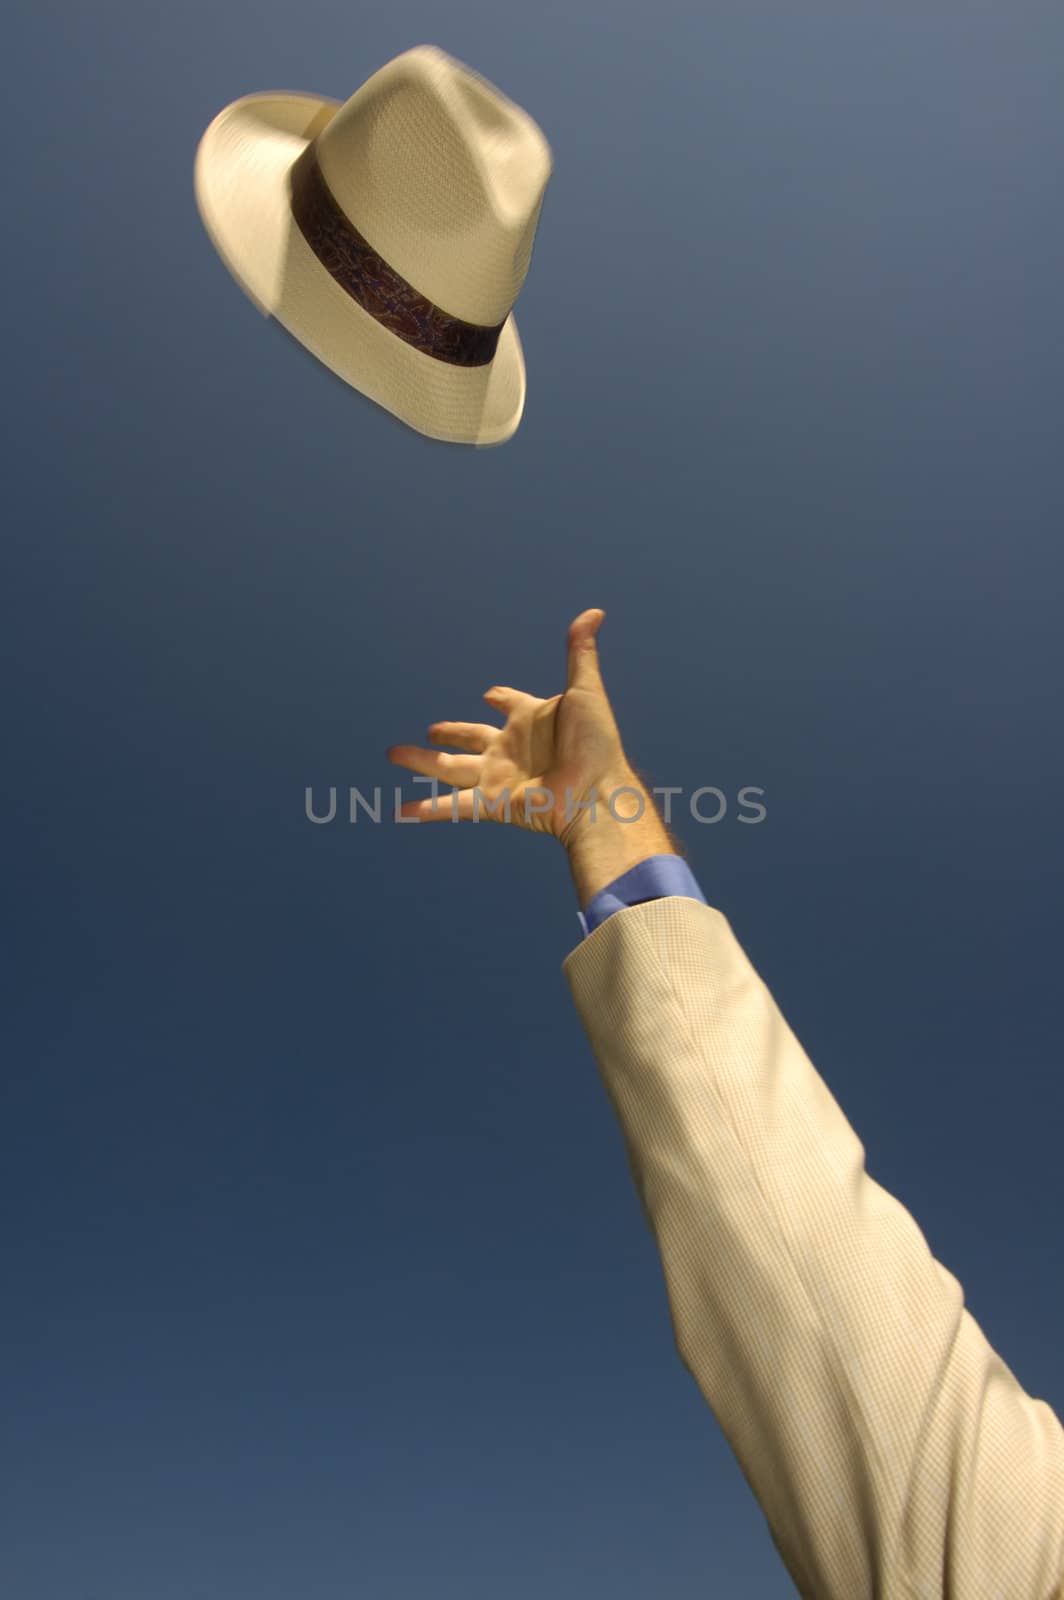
[288,141,507,369]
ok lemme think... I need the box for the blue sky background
[3,3,1063,1595]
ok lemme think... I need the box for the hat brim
[194,91,526,447]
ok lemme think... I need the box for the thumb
[566,608,607,693]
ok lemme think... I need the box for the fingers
[395,788,479,822]
[566,608,606,693]
[483,685,540,714]
[386,744,481,787]
[428,721,497,753]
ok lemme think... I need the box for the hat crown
[315,46,552,326]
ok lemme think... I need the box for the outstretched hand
[387,609,678,906]
[387,608,632,843]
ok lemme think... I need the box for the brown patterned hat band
[287,140,508,368]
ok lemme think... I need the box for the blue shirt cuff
[576,854,707,937]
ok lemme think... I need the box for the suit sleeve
[562,896,1064,1600]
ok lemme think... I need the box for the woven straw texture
[193,47,552,445]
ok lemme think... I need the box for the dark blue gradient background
[3,3,1062,1595]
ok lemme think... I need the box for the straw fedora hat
[193,45,553,446]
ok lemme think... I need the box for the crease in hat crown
[310,45,553,328]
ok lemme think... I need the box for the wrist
[563,768,677,908]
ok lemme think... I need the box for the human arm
[387,610,1064,1597]
[563,895,1064,1597]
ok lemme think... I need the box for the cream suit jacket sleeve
[562,894,1064,1600]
